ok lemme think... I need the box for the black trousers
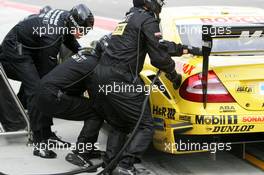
[91,62,154,168]
[0,38,58,131]
[0,60,54,131]
[29,51,102,145]
[34,86,103,146]
[0,45,27,131]
[0,68,26,131]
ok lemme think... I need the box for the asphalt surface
[1,0,264,174]
[11,0,264,19]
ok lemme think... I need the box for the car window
[176,24,264,55]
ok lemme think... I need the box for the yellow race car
[140,6,264,154]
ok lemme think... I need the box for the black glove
[77,47,103,60]
[91,34,111,58]
[159,40,184,56]
[78,47,94,55]
[183,46,203,56]
[165,70,182,90]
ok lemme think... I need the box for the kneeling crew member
[33,36,109,160]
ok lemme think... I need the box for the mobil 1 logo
[196,115,238,125]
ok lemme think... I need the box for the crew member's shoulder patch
[154,32,163,40]
[112,23,127,36]
[72,54,87,63]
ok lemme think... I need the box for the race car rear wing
[201,25,264,109]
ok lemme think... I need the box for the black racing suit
[0,9,80,134]
[33,36,109,148]
[91,7,183,169]
[33,52,101,147]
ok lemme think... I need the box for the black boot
[65,150,102,173]
[33,140,57,159]
[66,152,94,167]
[66,148,105,165]
[111,166,138,175]
[112,165,153,175]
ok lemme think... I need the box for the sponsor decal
[236,86,254,93]
[208,125,255,133]
[153,105,176,120]
[72,54,88,63]
[112,23,127,36]
[260,83,264,95]
[183,64,196,75]
[243,116,264,123]
[224,74,239,79]
[200,16,264,24]
[219,106,236,113]
[153,117,165,130]
[69,15,82,28]
[179,115,191,122]
[239,31,264,42]
[175,63,196,75]
[195,115,238,125]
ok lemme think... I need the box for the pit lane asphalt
[1,0,264,174]
[10,0,264,19]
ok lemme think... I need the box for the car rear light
[179,71,235,103]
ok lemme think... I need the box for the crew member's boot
[66,137,104,172]
[111,165,139,175]
[33,139,57,159]
[32,129,70,159]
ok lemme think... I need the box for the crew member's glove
[77,47,95,57]
[183,45,203,56]
[165,70,182,90]
[159,40,185,56]
[160,40,203,56]
[90,34,111,57]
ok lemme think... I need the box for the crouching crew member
[0,4,95,158]
[32,35,110,161]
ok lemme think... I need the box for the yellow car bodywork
[140,6,264,154]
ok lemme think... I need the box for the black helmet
[133,0,145,7]
[68,4,94,34]
[133,0,165,15]
[39,5,52,14]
